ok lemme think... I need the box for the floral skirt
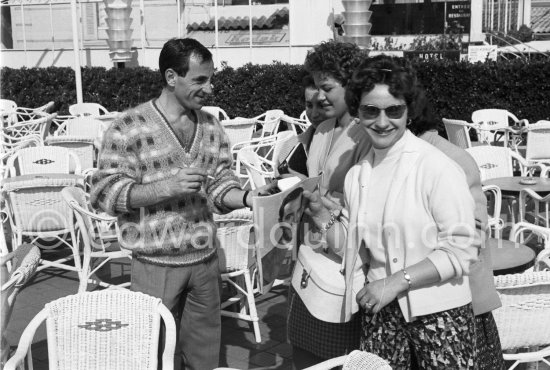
[360,300,477,370]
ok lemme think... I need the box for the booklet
[252,176,320,293]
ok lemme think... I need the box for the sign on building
[403,50,461,61]
[467,45,497,62]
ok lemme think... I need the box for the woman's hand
[356,274,407,313]
[303,190,331,230]
[320,196,343,216]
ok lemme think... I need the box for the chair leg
[243,269,261,343]
[78,243,91,293]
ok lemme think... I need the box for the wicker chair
[1,110,55,153]
[45,136,95,173]
[2,174,85,275]
[472,108,529,148]
[5,145,82,177]
[483,184,504,238]
[303,350,392,370]
[4,289,177,370]
[492,271,550,370]
[299,109,311,125]
[255,109,284,138]
[524,120,550,167]
[217,223,262,343]
[280,114,310,135]
[69,102,110,117]
[201,105,230,121]
[442,118,478,149]
[0,99,17,125]
[62,187,131,292]
[519,188,549,229]
[237,148,274,190]
[0,244,41,368]
[220,117,257,159]
[466,146,542,181]
[508,222,550,268]
[234,131,297,186]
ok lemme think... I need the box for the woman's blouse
[307,118,371,205]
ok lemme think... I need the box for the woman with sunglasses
[304,55,480,369]
[286,40,371,369]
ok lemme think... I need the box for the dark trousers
[131,255,221,370]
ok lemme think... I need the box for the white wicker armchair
[217,223,262,343]
[525,120,550,167]
[4,289,177,370]
[5,145,82,177]
[1,244,41,368]
[442,118,478,149]
[492,271,550,369]
[69,102,110,117]
[62,187,131,292]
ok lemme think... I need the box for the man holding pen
[91,38,266,370]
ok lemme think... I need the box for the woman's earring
[407,118,412,126]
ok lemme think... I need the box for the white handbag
[291,244,365,323]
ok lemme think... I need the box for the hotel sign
[403,50,461,61]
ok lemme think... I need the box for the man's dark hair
[278,187,304,222]
[159,38,213,85]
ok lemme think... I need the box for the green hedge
[2,59,550,125]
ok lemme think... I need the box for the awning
[498,40,550,53]
[187,7,288,31]
[531,6,550,34]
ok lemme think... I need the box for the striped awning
[187,7,288,31]
[532,6,550,34]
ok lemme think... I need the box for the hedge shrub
[2,59,550,126]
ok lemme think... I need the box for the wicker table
[482,176,550,196]
[487,238,536,275]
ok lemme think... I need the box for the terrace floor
[4,251,549,370]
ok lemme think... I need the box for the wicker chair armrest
[3,308,48,370]
[66,199,117,223]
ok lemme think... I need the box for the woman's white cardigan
[341,131,480,322]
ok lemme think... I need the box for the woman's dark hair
[159,38,213,85]
[301,74,316,91]
[303,40,365,87]
[345,55,438,135]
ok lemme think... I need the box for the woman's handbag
[291,244,365,323]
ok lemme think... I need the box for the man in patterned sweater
[91,38,259,370]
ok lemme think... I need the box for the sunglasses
[358,104,407,120]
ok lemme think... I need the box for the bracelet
[402,269,412,290]
[321,211,337,234]
[242,190,250,208]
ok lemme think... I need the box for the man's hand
[164,167,207,198]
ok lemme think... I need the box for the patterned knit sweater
[90,100,241,266]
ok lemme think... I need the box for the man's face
[173,55,214,111]
[304,86,327,128]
